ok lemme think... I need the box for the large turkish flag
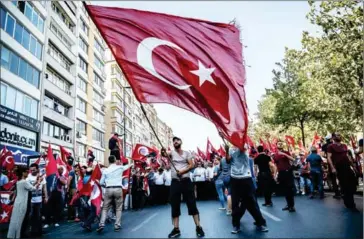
[86,5,248,149]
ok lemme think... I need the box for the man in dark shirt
[322,135,341,198]
[254,146,275,206]
[109,133,121,161]
[274,142,295,212]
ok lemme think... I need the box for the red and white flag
[86,5,249,150]
[311,132,321,148]
[56,155,69,178]
[0,204,13,224]
[197,147,206,160]
[285,136,296,149]
[131,144,157,161]
[90,181,102,215]
[217,145,226,157]
[0,147,13,169]
[206,138,217,161]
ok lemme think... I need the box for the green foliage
[253,0,363,145]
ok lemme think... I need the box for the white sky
[95,1,319,151]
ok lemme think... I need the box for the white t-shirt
[26,174,46,203]
[171,150,192,179]
[194,167,206,182]
[164,170,172,186]
[154,172,165,185]
[205,167,214,180]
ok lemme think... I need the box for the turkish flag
[311,132,321,147]
[3,179,17,191]
[285,136,296,149]
[56,155,69,178]
[259,138,270,151]
[60,146,72,172]
[132,144,157,161]
[0,204,13,224]
[86,5,248,150]
[0,146,13,168]
[246,136,255,149]
[46,145,57,177]
[197,147,206,160]
[206,138,217,161]
[90,181,103,215]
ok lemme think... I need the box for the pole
[123,87,127,158]
[139,103,178,172]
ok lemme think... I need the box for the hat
[172,136,181,141]
[325,134,332,140]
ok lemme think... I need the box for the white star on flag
[190,61,216,87]
[0,211,8,220]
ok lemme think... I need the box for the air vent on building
[76,131,82,138]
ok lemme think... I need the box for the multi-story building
[1,1,106,165]
[0,1,46,164]
[104,49,173,164]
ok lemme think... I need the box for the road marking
[130,212,159,232]
[260,209,282,222]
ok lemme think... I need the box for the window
[48,43,72,71]
[1,47,10,69]
[13,1,44,32]
[0,8,6,29]
[80,18,89,36]
[113,110,122,123]
[77,77,87,92]
[94,73,104,89]
[94,55,104,70]
[46,67,71,94]
[51,2,75,33]
[77,143,86,157]
[92,128,104,143]
[43,95,70,117]
[79,37,88,53]
[76,120,87,135]
[112,80,122,92]
[50,21,72,48]
[93,90,103,105]
[43,120,69,138]
[112,125,123,135]
[93,108,104,123]
[94,38,104,56]
[1,8,43,60]
[0,82,38,119]
[77,97,86,113]
[92,148,104,163]
[127,118,132,128]
[79,57,87,73]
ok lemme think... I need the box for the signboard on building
[0,105,41,132]
[0,122,37,151]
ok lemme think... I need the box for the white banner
[0,122,37,151]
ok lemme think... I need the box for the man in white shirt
[164,165,172,204]
[161,136,204,238]
[97,156,133,233]
[154,168,165,205]
[193,162,206,200]
[205,162,215,200]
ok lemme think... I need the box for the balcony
[46,54,75,85]
[48,29,76,64]
[43,103,74,129]
[43,79,74,106]
[42,134,73,148]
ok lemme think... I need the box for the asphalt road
[41,194,363,238]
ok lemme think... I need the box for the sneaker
[74,217,81,222]
[43,224,49,229]
[96,226,104,233]
[114,227,121,232]
[226,210,232,216]
[262,203,273,207]
[231,227,241,234]
[55,223,60,227]
[218,207,226,210]
[196,226,205,237]
[168,228,181,238]
[256,225,269,232]
[282,206,290,211]
[289,207,296,212]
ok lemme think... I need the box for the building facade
[1,1,106,165]
[104,49,173,164]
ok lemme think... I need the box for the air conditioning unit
[60,135,65,140]
[65,134,71,142]
[76,131,82,138]
[101,105,106,112]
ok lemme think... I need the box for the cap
[172,136,181,141]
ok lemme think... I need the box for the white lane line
[260,209,282,222]
[130,212,159,232]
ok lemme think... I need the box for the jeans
[300,176,311,194]
[310,171,324,197]
[230,177,266,228]
[215,180,227,208]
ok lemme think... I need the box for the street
[42,195,363,238]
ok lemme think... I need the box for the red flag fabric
[2,179,17,191]
[197,147,206,160]
[46,145,57,177]
[285,136,296,149]
[246,136,255,149]
[92,164,102,181]
[34,157,41,165]
[0,146,12,167]
[311,132,321,147]
[218,145,226,157]
[143,177,150,196]
[112,135,124,159]
[350,135,357,149]
[2,153,14,171]
[60,146,72,171]
[132,144,157,161]
[86,5,248,150]
[270,138,278,153]
[90,181,103,215]
[206,138,217,161]
[56,155,69,178]
[0,204,13,223]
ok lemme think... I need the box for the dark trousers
[329,168,340,196]
[148,185,156,205]
[46,190,64,224]
[164,186,171,204]
[133,190,145,210]
[67,189,77,220]
[230,177,266,228]
[278,170,295,208]
[195,181,206,200]
[29,203,42,237]
[336,164,357,209]
[170,178,199,218]
[155,185,165,205]
[258,172,274,204]
[83,202,97,228]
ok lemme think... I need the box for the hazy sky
[95,1,319,151]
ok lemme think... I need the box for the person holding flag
[109,133,122,161]
[97,155,133,233]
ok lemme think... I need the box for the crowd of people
[0,132,362,238]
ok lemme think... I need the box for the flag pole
[139,103,178,172]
